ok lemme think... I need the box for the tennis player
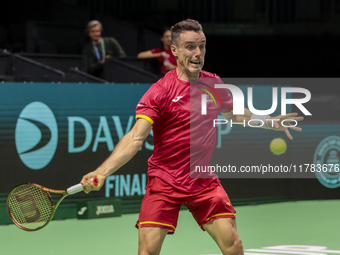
[81,19,303,255]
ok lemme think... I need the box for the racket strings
[8,185,52,230]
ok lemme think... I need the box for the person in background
[82,20,126,77]
[137,28,177,74]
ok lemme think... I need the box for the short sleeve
[136,82,165,125]
[150,48,161,54]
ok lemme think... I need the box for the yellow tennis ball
[270,138,287,155]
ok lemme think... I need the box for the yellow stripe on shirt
[136,114,154,125]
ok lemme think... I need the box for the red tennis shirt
[136,69,233,193]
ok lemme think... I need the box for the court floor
[1,200,339,255]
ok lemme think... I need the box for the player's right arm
[81,118,152,193]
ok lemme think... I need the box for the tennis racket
[7,177,99,231]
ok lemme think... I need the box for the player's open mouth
[190,61,201,65]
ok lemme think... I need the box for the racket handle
[67,184,83,195]
[67,177,99,195]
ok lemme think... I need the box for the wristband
[250,114,271,129]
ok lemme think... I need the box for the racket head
[7,183,55,231]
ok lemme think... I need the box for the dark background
[1,0,340,78]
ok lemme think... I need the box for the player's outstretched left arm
[222,109,304,140]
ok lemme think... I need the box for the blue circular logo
[15,102,58,170]
[313,136,340,188]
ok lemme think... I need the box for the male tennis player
[81,19,303,255]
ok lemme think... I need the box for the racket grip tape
[67,177,99,195]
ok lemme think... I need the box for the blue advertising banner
[0,83,153,199]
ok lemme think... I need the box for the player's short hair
[170,19,203,45]
[86,20,103,34]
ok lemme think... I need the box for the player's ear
[171,44,177,58]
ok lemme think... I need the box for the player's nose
[194,46,202,57]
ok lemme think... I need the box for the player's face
[161,30,172,48]
[88,25,102,42]
[172,31,206,80]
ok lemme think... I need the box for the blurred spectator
[82,20,126,77]
[137,28,176,74]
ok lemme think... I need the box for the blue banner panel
[0,83,153,199]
